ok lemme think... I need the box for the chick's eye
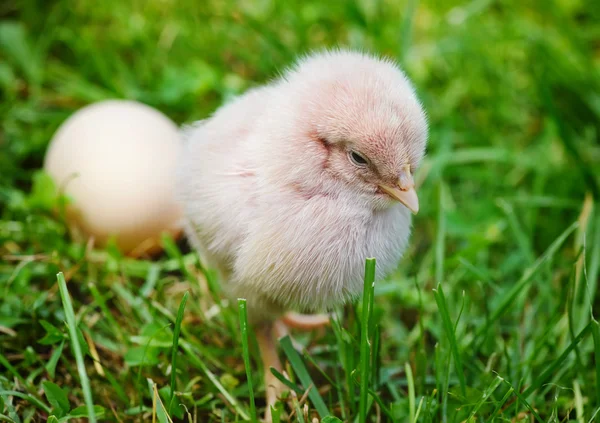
[349,150,369,167]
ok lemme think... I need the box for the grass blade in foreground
[269,367,304,395]
[359,258,376,423]
[466,375,504,420]
[0,353,30,390]
[473,221,578,344]
[56,272,96,423]
[521,322,592,399]
[0,390,51,414]
[433,283,467,397]
[168,291,188,415]
[367,388,395,422]
[148,379,173,423]
[238,298,257,423]
[180,340,250,420]
[405,362,415,423]
[279,335,330,418]
[502,378,543,423]
[590,319,600,407]
[484,386,514,423]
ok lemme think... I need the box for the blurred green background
[1,0,599,422]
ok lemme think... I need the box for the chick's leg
[256,322,286,422]
[255,311,329,422]
[281,312,330,330]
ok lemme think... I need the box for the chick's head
[260,50,428,212]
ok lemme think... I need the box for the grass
[56,272,95,421]
[359,258,376,423]
[1,0,600,421]
[238,299,257,423]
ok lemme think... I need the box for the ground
[1,0,599,422]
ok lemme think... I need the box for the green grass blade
[371,324,380,389]
[161,233,195,285]
[497,199,535,264]
[237,299,257,423]
[180,341,250,420]
[303,350,337,388]
[331,312,355,412]
[330,313,350,419]
[101,365,129,405]
[588,406,600,423]
[147,379,171,423]
[271,402,282,423]
[433,282,467,397]
[140,264,160,298]
[88,283,125,343]
[414,396,424,423]
[522,321,592,399]
[292,393,305,423]
[574,380,584,423]
[269,367,304,395]
[592,319,600,407]
[279,335,330,418]
[0,354,28,390]
[45,340,65,380]
[134,323,171,416]
[367,388,395,422]
[168,291,188,415]
[435,183,447,285]
[0,412,18,422]
[0,391,51,414]
[406,362,415,423]
[502,379,544,423]
[359,258,376,423]
[473,221,578,343]
[466,375,503,420]
[415,277,428,395]
[332,360,348,421]
[56,272,96,423]
[537,76,600,197]
[586,213,600,314]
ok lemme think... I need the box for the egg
[44,100,183,255]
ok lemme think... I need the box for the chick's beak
[379,168,419,214]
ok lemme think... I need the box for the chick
[177,49,428,417]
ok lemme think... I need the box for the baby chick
[177,49,427,418]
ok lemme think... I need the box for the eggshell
[44,99,183,254]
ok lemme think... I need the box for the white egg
[44,99,183,254]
